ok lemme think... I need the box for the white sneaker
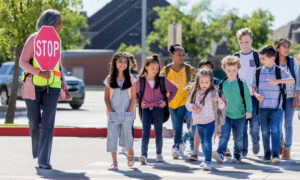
[119,147,126,155]
[172,148,180,159]
[139,156,147,165]
[179,144,186,156]
[200,162,205,168]
[202,162,211,171]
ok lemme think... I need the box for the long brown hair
[109,52,132,89]
[139,54,160,89]
[188,68,215,105]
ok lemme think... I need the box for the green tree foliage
[0,0,87,123]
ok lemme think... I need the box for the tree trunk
[5,46,23,124]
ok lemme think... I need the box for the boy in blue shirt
[252,45,295,163]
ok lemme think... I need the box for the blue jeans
[25,86,60,167]
[169,105,186,149]
[195,121,215,163]
[243,96,260,153]
[260,108,282,156]
[280,98,294,149]
[183,111,194,149]
[217,116,245,158]
[141,107,164,157]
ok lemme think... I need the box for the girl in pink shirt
[186,69,225,171]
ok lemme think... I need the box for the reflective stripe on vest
[32,58,62,88]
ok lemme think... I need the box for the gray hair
[36,9,61,30]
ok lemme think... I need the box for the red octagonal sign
[34,26,61,71]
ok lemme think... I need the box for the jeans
[25,86,60,167]
[243,96,260,153]
[141,107,164,157]
[195,121,215,163]
[280,98,294,149]
[183,111,194,149]
[260,108,282,156]
[217,116,245,158]
[169,105,186,149]
[107,112,134,152]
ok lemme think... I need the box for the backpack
[211,89,227,135]
[255,66,286,114]
[138,76,170,124]
[165,63,192,83]
[234,50,260,68]
[219,77,246,111]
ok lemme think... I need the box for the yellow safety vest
[22,58,62,89]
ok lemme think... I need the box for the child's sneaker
[201,162,211,171]
[188,154,198,161]
[263,154,271,163]
[119,147,126,155]
[272,154,280,164]
[179,144,186,156]
[172,148,180,159]
[232,156,242,164]
[156,155,164,162]
[139,156,147,165]
[213,151,224,163]
[225,148,232,158]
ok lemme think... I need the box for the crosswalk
[65,138,300,180]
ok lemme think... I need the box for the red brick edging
[0,127,174,138]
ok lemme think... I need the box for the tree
[0,0,88,124]
[218,9,274,52]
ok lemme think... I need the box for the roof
[83,0,169,55]
[62,49,115,59]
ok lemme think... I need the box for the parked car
[0,62,85,109]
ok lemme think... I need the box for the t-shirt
[238,50,258,96]
[147,80,155,89]
[103,77,124,87]
[161,65,194,109]
[251,65,291,109]
[280,64,295,98]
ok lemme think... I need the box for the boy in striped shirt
[252,45,295,163]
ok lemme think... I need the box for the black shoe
[272,154,280,163]
[232,156,242,163]
[38,164,52,170]
[263,154,271,163]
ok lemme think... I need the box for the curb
[0,127,174,138]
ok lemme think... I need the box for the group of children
[104,27,300,171]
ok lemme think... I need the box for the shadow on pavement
[36,167,90,179]
[116,168,161,180]
[210,168,252,179]
[149,160,199,173]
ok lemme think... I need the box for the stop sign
[34,26,61,71]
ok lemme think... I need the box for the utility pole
[141,0,146,67]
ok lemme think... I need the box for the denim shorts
[107,112,134,152]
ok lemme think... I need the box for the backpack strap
[184,63,191,83]
[287,56,296,80]
[275,66,286,110]
[165,63,172,77]
[255,67,262,114]
[218,77,227,96]
[159,76,167,99]
[237,78,246,111]
[253,50,260,68]
[233,52,240,58]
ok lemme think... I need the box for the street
[0,88,300,179]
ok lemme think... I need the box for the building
[271,15,300,43]
[82,0,169,54]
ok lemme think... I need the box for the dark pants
[25,86,60,167]
[243,96,260,153]
[217,116,245,159]
[141,107,164,157]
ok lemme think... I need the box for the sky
[81,0,300,30]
